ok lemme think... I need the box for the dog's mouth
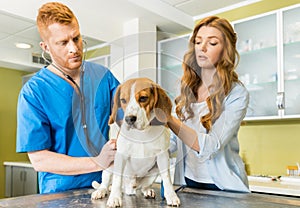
[124,122,146,131]
[123,115,150,131]
[125,123,137,130]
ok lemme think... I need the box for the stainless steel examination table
[1,184,300,208]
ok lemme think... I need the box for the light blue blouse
[170,83,250,192]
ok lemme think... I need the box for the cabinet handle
[19,170,27,181]
[276,92,285,109]
[23,171,27,181]
[20,171,23,181]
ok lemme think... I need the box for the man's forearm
[28,150,101,175]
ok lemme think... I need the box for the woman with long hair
[167,16,250,192]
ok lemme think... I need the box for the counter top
[3,161,33,168]
[248,176,300,196]
[1,184,300,208]
[3,161,300,197]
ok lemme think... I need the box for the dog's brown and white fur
[91,78,180,207]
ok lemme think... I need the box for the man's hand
[93,139,117,170]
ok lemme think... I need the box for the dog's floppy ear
[153,83,172,123]
[109,85,121,124]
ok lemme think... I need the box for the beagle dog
[91,78,180,207]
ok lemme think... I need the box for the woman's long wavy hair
[175,16,241,132]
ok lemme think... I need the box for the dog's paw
[142,188,156,199]
[107,195,122,207]
[91,188,108,200]
[92,181,101,189]
[124,187,137,195]
[165,193,180,207]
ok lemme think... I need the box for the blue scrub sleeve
[16,91,51,152]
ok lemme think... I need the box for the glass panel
[89,56,110,68]
[283,6,300,116]
[158,36,189,101]
[234,13,278,117]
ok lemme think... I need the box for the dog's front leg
[157,151,180,207]
[91,166,113,199]
[107,152,127,207]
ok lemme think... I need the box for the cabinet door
[12,167,25,197]
[158,35,189,102]
[23,168,38,195]
[234,13,279,118]
[5,166,12,197]
[10,166,38,197]
[89,55,110,68]
[282,6,300,116]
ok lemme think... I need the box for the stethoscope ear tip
[82,39,87,45]
[41,50,52,65]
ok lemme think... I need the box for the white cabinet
[88,55,110,68]
[282,5,300,117]
[4,162,38,197]
[157,4,300,121]
[157,35,189,103]
[233,4,300,120]
[234,12,279,119]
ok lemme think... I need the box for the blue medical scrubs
[16,62,120,193]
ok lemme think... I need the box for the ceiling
[0,0,259,72]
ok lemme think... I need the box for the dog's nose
[125,115,137,125]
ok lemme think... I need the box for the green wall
[217,0,300,22]
[239,121,300,176]
[216,0,300,177]
[87,45,110,59]
[0,67,29,198]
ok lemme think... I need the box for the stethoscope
[41,40,98,156]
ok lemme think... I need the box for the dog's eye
[120,98,127,104]
[139,96,148,103]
